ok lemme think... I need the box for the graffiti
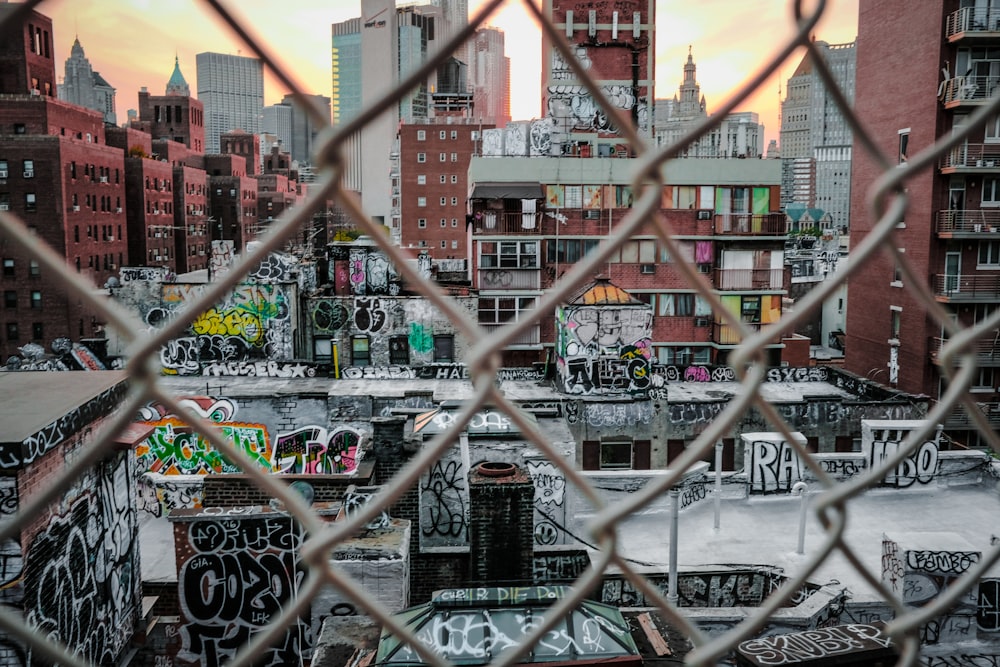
[354,297,387,333]
[421,460,467,541]
[178,515,309,667]
[272,426,360,475]
[924,657,1000,667]
[23,456,138,665]
[496,367,544,382]
[137,474,204,517]
[425,410,513,434]
[408,322,434,355]
[192,308,265,345]
[119,266,167,282]
[881,539,904,594]
[679,481,708,509]
[547,82,638,133]
[906,550,980,576]
[137,397,238,424]
[248,253,296,283]
[921,613,976,645]
[746,439,803,493]
[311,300,350,333]
[201,361,315,377]
[0,538,22,606]
[979,580,1000,632]
[8,383,126,469]
[0,478,18,516]
[867,436,939,488]
[417,364,469,380]
[583,401,653,427]
[532,552,589,582]
[342,365,417,380]
[70,343,106,370]
[820,458,863,479]
[136,419,271,475]
[600,570,812,609]
[209,240,235,276]
[527,461,565,508]
[736,624,893,665]
[667,402,727,428]
[684,366,711,382]
[766,367,830,383]
[343,486,391,530]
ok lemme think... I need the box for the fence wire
[1,0,999,665]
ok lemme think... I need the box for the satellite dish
[105,277,121,289]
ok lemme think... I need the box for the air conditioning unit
[0,170,7,179]
[116,207,122,213]
[23,171,33,178]
[640,264,655,274]
[697,210,712,220]
[697,264,712,274]
[694,317,710,327]
[0,204,9,211]
[584,210,601,220]
[72,205,80,211]
[100,176,108,183]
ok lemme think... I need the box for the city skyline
[43,0,858,145]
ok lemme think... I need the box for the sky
[41,0,859,146]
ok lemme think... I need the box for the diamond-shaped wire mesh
[2,0,1000,666]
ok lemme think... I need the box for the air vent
[697,209,712,220]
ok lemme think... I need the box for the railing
[936,208,1000,233]
[477,267,541,290]
[714,267,784,290]
[939,75,1000,106]
[939,142,1000,169]
[933,273,1000,299]
[930,335,1000,364]
[472,211,544,235]
[714,213,787,235]
[946,5,1000,38]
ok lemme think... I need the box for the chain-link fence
[2,0,1000,665]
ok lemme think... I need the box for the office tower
[779,41,856,231]
[261,93,331,165]
[845,1,997,449]
[470,26,510,126]
[332,17,363,193]
[195,52,264,153]
[59,37,116,125]
[542,0,655,137]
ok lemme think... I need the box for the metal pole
[792,481,808,555]
[714,440,723,531]
[667,487,680,605]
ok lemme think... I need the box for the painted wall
[554,303,653,396]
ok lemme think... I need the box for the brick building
[845,0,1000,448]
[0,5,57,98]
[204,153,259,252]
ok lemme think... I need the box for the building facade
[469,27,510,127]
[845,0,999,448]
[195,51,264,154]
[58,37,116,125]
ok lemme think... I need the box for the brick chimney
[468,462,534,584]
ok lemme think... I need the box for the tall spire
[165,55,190,96]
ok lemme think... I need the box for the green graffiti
[409,322,434,354]
[136,420,272,475]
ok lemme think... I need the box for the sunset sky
[40,0,859,146]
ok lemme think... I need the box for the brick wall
[200,461,375,506]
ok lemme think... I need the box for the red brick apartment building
[845,0,1000,447]
[397,120,493,259]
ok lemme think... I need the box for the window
[22,160,33,177]
[987,115,1000,142]
[389,336,410,365]
[565,185,583,208]
[24,193,36,211]
[2,259,13,277]
[658,293,695,317]
[417,174,426,185]
[548,239,600,264]
[451,218,458,227]
[417,197,426,207]
[479,240,539,268]
[3,291,15,308]
[439,174,447,183]
[741,296,761,323]
[979,240,1000,266]
[582,439,651,471]
[439,153,447,162]
[451,175,458,184]
[440,197,447,206]
[890,308,901,340]
[418,218,427,228]
[450,130,458,140]
[984,177,1000,206]
[28,261,39,277]
[451,197,458,206]
[439,130,447,140]
[31,322,43,340]
[30,290,40,309]
[440,240,447,248]
[440,218,447,227]
[417,153,426,163]
[433,334,454,362]
[417,130,426,141]
[451,153,458,162]
[5,322,18,341]
[479,296,537,325]
[974,367,996,391]
[451,240,459,249]
[0,160,7,177]
[898,129,909,164]
[351,335,370,366]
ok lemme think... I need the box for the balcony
[940,76,1000,108]
[714,268,784,291]
[472,211,544,235]
[714,322,782,346]
[714,213,786,236]
[933,273,1000,301]
[946,6,1000,41]
[943,402,1000,429]
[936,209,1000,235]
[477,267,541,291]
[939,143,1000,172]
[930,336,1000,366]
[480,322,541,347]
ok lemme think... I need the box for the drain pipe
[713,440,723,531]
[792,481,809,555]
[667,487,680,605]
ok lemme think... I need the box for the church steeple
[165,55,190,96]
[678,46,704,116]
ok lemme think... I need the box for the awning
[469,182,544,200]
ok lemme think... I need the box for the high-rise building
[542,0,655,138]
[469,27,510,126]
[58,37,116,125]
[195,52,264,153]
[779,40,856,231]
[845,1,998,448]
[261,93,331,166]
[332,17,363,193]
[0,4,57,97]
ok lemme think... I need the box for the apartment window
[548,238,600,264]
[417,174,426,185]
[440,240,447,248]
[451,218,458,227]
[28,260,39,277]
[987,114,1000,142]
[29,290,40,309]
[974,367,996,391]
[451,240,459,249]
[439,153,447,162]
[417,153,426,163]
[351,335,370,366]
[741,296,762,323]
[890,308,902,340]
[984,177,1000,206]
[5,322,18,341]
[451,174,458,184]
[898,129,909,164]
[389,336,410,365]
[565,185,583,208]
[479,296,537,325]
[418,218,427,228]
[433,334,454,362]
[417,197,426,207]
[450,130,458,140]
[438,197,446,206]
[22,160,33,177]
[450,153,458,162]
[3,291,15,308]
[439,130,446,140]
[581,439,651,471]
[417,130,426,141]
[31,322,43,340]
[979,240,1000,268]
[479,240,539,268]
[440,174,447,183]
[658,293,695,317]
[451,197,458,206]
[24,193,36,211]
